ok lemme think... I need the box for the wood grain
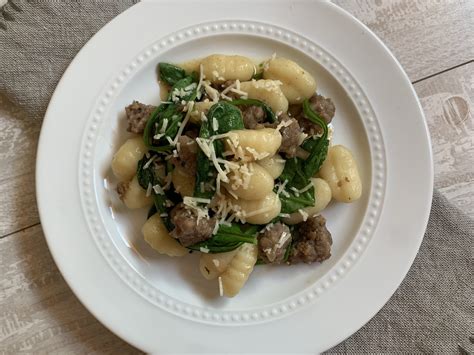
[334,0,474,82]
[0,224,141,354]
[0,95,40,236]
[414,62,474,216]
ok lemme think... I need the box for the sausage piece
[169,203,216,247]
[125,101,157,134]
[289,215,332,264]
[258,223,292,264]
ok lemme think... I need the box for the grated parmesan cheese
[146,183,152,197]
[143,155,157,169]
[172,101,194,145]
[159,118,168,133]
[218,276,224,297]
[153,184,165,195]
[212,116,219,131]
[298,209,309,221]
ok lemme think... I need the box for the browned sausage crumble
[125,100,157,134]
[258,223,292,264]
[289,215,332,264]
[169,203,217,247]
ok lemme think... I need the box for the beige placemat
[1,2,472,353]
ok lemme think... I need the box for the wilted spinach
[194,102,244,198]
[229,98,276,123]
[187,224,258,253]
[159,63,186,86]
[301,99,329,177]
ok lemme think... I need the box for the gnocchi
[199,250,238,280]
[117,175,153,209]
[223,162,274,200]
[225,128,282,160]
[319,145,362,203]
[231,191,281,224]
[283,178,332,224]
[263,57,317,104]
[239,80,289,113]
[113,54,363,298]
[257,154,285,179]
[220,243,258,297]
[111,136,147,181]
[201,54,255,84]
[172,164,195,197]
[142,214,188,257]
[189,100,214,124]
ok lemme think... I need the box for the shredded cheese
[298,209,309,221]
[146,183,152,197]
[153,184,165,195]
[218,276,224,297]
[143,155,157,169]
[212,116,219,131]
[172,101,194,145]
[159,118,169,133]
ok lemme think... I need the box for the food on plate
[111,54,362,297]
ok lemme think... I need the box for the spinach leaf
[207,101,244,157]
[147,205,157,219]
[136,155,155,189]
[194,118,213,198]
[143,105,167,148]
[252,71,264,80]
[277,159,315,214]
[194,102,243,197]
[229,98,276,123]
[301,99,329,177]
[279,187,315,214]
[187,224,258,253]
[168,76,198,103]
[208,101,244,133]
[159,63,186,86]
[143,103,184,153]
[302,136,329,178]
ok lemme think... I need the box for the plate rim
[36,1,433,352]
[78,18,387,324]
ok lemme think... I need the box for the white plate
[36,1,433,353]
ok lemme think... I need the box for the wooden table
[0,1,472,352]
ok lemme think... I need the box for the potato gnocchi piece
[172,164,195,197]
[117,175,153,209]
[221,243,258,297]
[225,128,282,161]
[189,100,214,124]
[231,191,281,225]
[199,250,239,280]
[319,145,362,203]
[239,80,289,113]
[223,162,274,201]
[283,178,332,225]
[142,214,187,257]
[201,54,255,84]
[257,154,285,179]
[111,136,147,181]
[263,57,316,104]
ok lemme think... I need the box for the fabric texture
[0,0,137,118]
[1,2,473,353]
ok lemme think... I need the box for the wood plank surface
[0,225,139,354]
[0,95,40,236]
[0,0,472,353]
[334,0,474,82]
[414,62,474,216]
